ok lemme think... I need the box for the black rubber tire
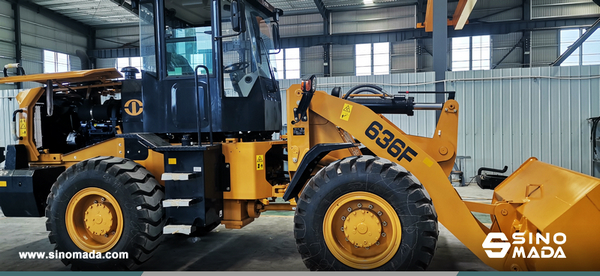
[294,155,438,270]
[45,156,165,270]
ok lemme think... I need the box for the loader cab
[129,0,283,141]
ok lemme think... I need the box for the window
[452,35,490,71]
[270,48,300,79]
[355,42,390,76]
[560,28,600,66]
[116,57,142,79]
[44,50,70,73]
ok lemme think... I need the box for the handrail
[194,65,213,146]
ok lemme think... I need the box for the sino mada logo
[482,232,567,259]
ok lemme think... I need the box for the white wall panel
[447,65,600,178]
[331,6,415,34]
[531,30,558,67]
[279,13,323,38]
[532,0,600,19]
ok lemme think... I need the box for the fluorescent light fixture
[364,0,374,4]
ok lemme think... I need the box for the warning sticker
[256,155,264,170]
[19,119,27,137]
[423,157,434,167]
[340,103,353,121]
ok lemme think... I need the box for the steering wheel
[223,62,249,74]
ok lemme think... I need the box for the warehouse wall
[448,65,600,178]
[0,1,15,90]
[0,0,87,89]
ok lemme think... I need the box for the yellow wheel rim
[323,191,402,270]
[65,187,124,253]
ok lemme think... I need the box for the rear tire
[294,155,438,270]
[45,156,165,270]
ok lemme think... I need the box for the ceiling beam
[452,0,477,30]
[5,0,94,36]
[282,17,600,48]
[313,0,329,19]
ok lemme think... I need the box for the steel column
[433,0,447,119]
[314,0,331,77]
[12,1,22,89]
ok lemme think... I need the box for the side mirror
[231,0,246,33]
[271,24,281,50]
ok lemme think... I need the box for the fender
[282,143,358,201]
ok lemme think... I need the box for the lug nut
[341,227,344,232]
[357,203,362,208]
[94,200,98,204]
[347,207,352,212]
[341,216,346,221]
[101,197,105,202]
[368,204,373,209]
[383,221,387,227]
[104,234,109,238]
[366,247,370,250]
[382,232,386,237]
[376,241,380,245]
[377,211,383,216]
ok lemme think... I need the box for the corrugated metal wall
[0,89,19,167]
[0,0,88,89]
[392,40,417,73]
[531,30,559,67]
[447,65,600,178]
[492,32,523,69]
[280,13,323,37]
[532,0,600,19]
[331,44,355,76]
[331,6,415,34]
[0,0,15,90]
[301,46,324,77]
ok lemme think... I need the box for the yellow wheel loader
[0,0,599,271]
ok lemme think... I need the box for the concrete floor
[0,183,495,271]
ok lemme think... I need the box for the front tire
[45,156,165,270]
[294,155,438,270]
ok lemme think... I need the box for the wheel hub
[65,187,123,252]
[85,203,114,236]
[344,209,381,248]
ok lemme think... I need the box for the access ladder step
[163,199,197,207]
[163,225,192,235]
[161,173,196,181]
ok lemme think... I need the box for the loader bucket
[492,157,600,271]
